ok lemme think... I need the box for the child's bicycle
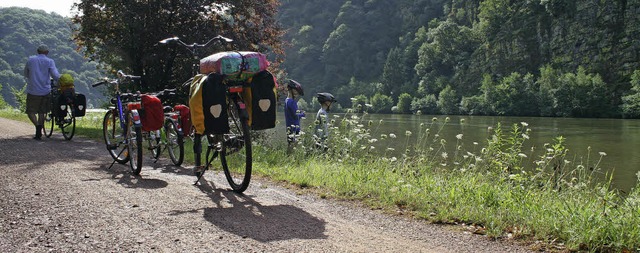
[159,35,253,193]
[92,71,144,174]
[147,88,185,166]
[43,81,79,140]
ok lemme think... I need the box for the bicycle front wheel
[128,112,143,175]
[103,110,129,164]
[60,106,75,140]
[220,104,252,193]
[164,119,184,166]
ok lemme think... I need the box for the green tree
[351,94,368,113]
[411,94,438,114]
[396,93,412,114]
[72,0,284,96]
[0,7,103,107]
[370,93,393,113]
[437,85,458,115]
[0,84,8,109]
[621,70,640,118]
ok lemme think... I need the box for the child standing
[314,92,337,150]
[284,80,305,148]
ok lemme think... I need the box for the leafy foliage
[0,7,104,107]
[72,0,285,101]
[278,0,640,118]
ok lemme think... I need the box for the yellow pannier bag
[189,74,229,135]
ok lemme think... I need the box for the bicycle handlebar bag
[140,94,164,132]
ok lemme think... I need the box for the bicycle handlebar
[158,35,233,51]
[91,70,141,87]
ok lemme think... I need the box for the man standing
[23,45,60,140]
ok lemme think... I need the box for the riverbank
[2,108,638,251]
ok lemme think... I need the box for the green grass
[2,108,639,252]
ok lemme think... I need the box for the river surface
[269,113,640,193]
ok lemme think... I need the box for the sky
[0,0,78,17]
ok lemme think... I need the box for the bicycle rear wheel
[60,106,75,140]
[43,112,54,138]
[164,119,184,166]
[128,112,143,175]
[103,110,129,164]
[220,103,252,193]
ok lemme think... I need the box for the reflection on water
[267,113,640,193]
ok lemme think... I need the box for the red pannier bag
[141,94,164,132]
[173,104,191,135]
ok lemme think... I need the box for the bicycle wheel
[128,112,143,175]
[103,110,129,164]
[43,111,54,138]
[60,106,76,140]
[148,130,161,159]
[164,119,184,166]
[220,103,252,193]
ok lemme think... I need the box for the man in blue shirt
[284,80,305,150]
[23,45,60,140]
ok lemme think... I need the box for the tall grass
[252,113,640,252]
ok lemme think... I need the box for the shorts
[26,93,51,114]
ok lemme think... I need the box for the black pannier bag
[247,70,277,130]
[202,73,229,134]
[54,91,73,118]
[73,93,86,117]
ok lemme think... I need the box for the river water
[269,113,640,193]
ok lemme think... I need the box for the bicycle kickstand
[193,146,218,185]
[153,145,167,164]
[107,147,127,170]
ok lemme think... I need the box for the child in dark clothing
[284,80,305,149]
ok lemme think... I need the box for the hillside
[0,7,104,108]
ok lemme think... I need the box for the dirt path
[0,117,534,252]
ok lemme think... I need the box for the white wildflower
[456,134,463,140]
[389,133,397,139]
[599,152,607,156]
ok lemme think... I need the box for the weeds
[252,114,640,252]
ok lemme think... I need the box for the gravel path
[0,117,535,252]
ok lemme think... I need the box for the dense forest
[0,7,104,108]
[3,1,640,118]
[278,0,640,118]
